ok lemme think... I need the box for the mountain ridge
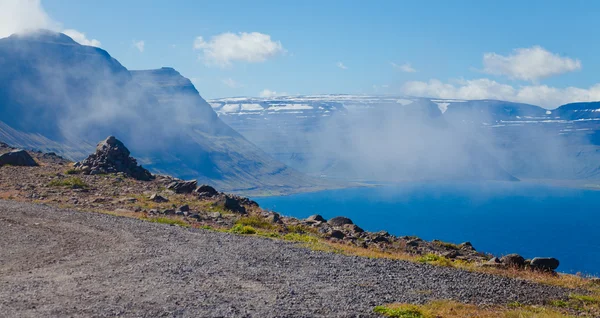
[0,31,326,195]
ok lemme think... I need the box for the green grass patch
[65,168,80,175]
[48,177,89,189]
[417,253,453,267]
[569,293,600,304]
[433,240,459,250]
[283,232,320,243]
[230,224,257,234]
[286,224,317,234]
[235,216,276,230]
[373,305,425,318]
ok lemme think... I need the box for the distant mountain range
[210,95,600,183]
[0,31,324,195]
[2,30,599,191]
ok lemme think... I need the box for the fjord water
[255,182,600,275]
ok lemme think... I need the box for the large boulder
[306,215,326,222]
[0,149,38,167]
[195,184,219,198]
[500,254,526,267]
[74,136,153,181]
[327,216,353,227]
[167,180,198,194]
[530,257,560,271]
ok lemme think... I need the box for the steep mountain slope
[0,31,322,194]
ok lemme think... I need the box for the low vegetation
[230,224,257,234]
[48,177,89,189]
[374,290,600,317]
[235,216,276,230]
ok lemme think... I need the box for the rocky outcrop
[500,254,526,268]
[167,180,198,194]
[0,149,38,167]
[328,216,353,227]
[531,257,560,271]
[74,136,153,181]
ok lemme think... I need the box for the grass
[235,216,276,230]
[230,224,257,234]
[374,300,573,318]
[374,304,425,318]
[65,168,80,175]
[417,253,453,267]
[48,177,89,189]
[286,224,318,234]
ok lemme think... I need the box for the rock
[74,136,153,181]
[118,197,138,203]
[167,180,198,194]
[213,195,246,214]
[190,213,201,220]
[372,235,389,243]
[149,194,168,203]
[175,210,184,216]
[178,205,190,212]
[195,184,219,198]
[459,242,475,251]
[262,211,281,223]
[328,230,345,239]
[530,257,560,271]
[442,251,460,259]
[0,149,38,167]
[162,209,175,215]
[500,254,525,267]
[306,215,326,222]
[210,212,222,219]
[406,238,422,247]
[148,209,159,214]
[482,257,506,268]
[327,216,353,227]
[343,224,364,233]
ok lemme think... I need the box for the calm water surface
[255,182,600,275]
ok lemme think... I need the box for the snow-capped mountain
[209,95,600,182]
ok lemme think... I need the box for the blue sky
[2,0,600,107]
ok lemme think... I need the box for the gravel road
[0,200,569,317]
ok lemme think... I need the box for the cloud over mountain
[0,0,100,47]
[193,32,285,67]
[482,46,581,81]
[402,78,600,109]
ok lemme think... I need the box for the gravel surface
[0,200,569,317]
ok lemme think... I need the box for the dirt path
[0,200,568,317]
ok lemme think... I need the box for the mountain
[211,96,518,182]
[210,95,600,183]
[0,31,324,195]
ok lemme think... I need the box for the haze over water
[256,182,600,275]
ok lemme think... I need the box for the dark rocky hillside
[0,31,325,195]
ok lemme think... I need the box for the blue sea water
[255,182,600,275]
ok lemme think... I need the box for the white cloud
[221,78,241,88]
[259,89,278,98]
[402,78,600,109]
[63,29,101,47]
[0,0,59,38]
[336,62,348,70]
[482,46,581,81]
[193,32,285,67]
[132,40,145,52]
[0,0,102,47]
[391,62,416,73]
